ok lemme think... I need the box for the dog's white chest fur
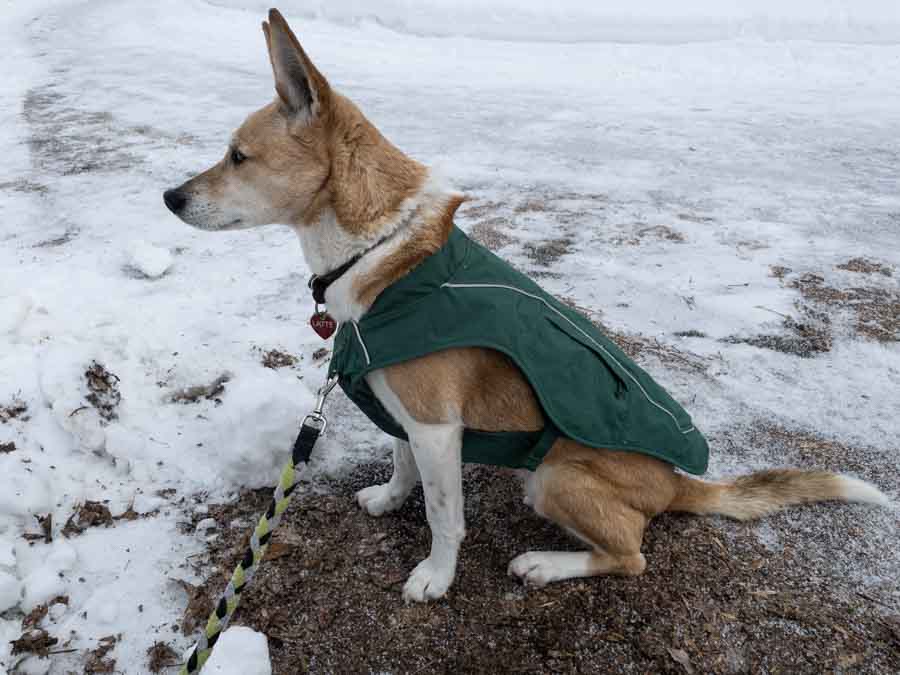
[291,171,457,323]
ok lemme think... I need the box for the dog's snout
[163,189,187,214]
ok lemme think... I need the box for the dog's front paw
[356,483,404,516]
[402,558,454,602]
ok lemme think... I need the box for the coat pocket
[544,312,629,395]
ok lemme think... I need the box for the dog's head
[164,9,424,234]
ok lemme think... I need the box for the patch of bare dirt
[22,513,53,544]
[513,193,606,225]
[84,635,117,673]
[769,265,792,280]
[723,316,832,359]
[172,578,215,637]
[169,373,230,405]
[147,641,180,673]
[0,179,48,194]
[460,199,504,220]
[677,213,716,224]
[11,628,58,658]
[613,223,686,246]
[33,227,80,248]
[84,362,121,422]
[523,236,575,267]
[187,456,898,675]
[468,218,515,251]
[0,441,15,454]
[62,501,114,538]
[791,272,899,343]
[612,332,712,374]
[514,198,554,213]
[22,596,68,630]
[638,224,686,242]
[0,398,29,423]
[23,85,140,176]
[730,263,899,356]
[58,500,151,540]
[260,348,299,370]
[837,257,893,277]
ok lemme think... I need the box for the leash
[180,375,339,674]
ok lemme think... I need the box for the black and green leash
[180,376,338,674]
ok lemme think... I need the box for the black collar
[307,232,394,305]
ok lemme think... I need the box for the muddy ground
[178,420,899,675]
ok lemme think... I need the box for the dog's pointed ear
[262,9,330,121]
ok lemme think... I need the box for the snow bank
[210,0,900,44]
[203,627,272,675]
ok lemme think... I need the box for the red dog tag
[310,311,337,339]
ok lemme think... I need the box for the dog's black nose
[163,189,187,214]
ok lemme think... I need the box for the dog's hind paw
[402,558,453,602]
[356,483,404,516]
[508,551,590,587]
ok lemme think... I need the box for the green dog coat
[328,226,709,474]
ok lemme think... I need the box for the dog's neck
[292,171,464,323]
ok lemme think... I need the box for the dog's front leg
[366,370,466,601]
[356,439,419,516]
[402,422,465,602]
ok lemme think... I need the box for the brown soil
[147,641,181,673]
[84,635,118,673]
[261,349,300,370]
[177,432,898,675]
[723,317,832,359]
[611,332,711,374]
[168,373,230,405]
[0,399,29,424]
[523,237,575,267]
[84,361,121,422]
[10,629,58,658]
[61,501,114,538]
[725,260,899,356]
[837,258,893,277]
[791,272,899,344]
[468,218,515,252]
[613,223,686,246]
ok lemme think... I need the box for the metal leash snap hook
[302,375,339,435]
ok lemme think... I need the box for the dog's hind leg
[510,450,651,586]
[357,439,420,516]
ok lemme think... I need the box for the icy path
[1,1,899,672]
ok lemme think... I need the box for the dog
[164,9,889,603]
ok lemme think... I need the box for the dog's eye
[231,148,247,165]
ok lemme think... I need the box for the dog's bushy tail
[668,469,889,521]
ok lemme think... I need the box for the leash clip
[302,375,339,435]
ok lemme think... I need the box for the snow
[1,0,899,673]
[212,0,900,44]
[203,626,272,675]
[126,239,175,279]
[0,571,20,613]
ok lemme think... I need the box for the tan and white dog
[165,9,889,603]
